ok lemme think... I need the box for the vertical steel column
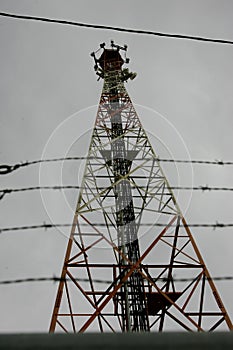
[106,69,149,331]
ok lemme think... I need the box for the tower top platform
[91,41,136,81]
[98,49,124,71]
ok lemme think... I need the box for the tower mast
[98,42,149,331]
[49,42,232,333]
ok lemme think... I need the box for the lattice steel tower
[49,42,232,332]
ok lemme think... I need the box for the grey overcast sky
[0,0,233,332]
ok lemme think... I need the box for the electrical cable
[0,11,233,45]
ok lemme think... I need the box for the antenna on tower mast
[91,41,136,81]
[49,42,232,333]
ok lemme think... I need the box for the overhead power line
[0,11,233,45]
[1,221,233,234]
[0,275,233,286]
[1,185,233,201]
[1,157,233,175]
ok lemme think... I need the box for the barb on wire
[0,275,233,286]
[1,157,233,175]
[0,163,24,175]
[0,11,233,45]
[1,221,233,234]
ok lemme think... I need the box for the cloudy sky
[0,0,233,332]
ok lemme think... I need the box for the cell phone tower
[49,42,232,333]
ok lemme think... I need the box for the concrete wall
[0,333,233,350]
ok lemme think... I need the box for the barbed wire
[0,275,233,286]
[170,186,233,192]
[1,185,233,201]
[158,159,231,165]
[0,11,233,45]
[1,221,233,234]
[0,157,88,175]
[1,157,233,175]
[0,186,81,200]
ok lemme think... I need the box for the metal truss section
[49,43,232,333]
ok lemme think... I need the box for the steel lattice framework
[49,42,232,333]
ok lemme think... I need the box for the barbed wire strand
[0,12,233,45]
[1,222,233,234]
[1,157,233,175]
[0,186,80,200]
[0,275,233,286]
[0,157,87,175]
[1,185,233,201]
